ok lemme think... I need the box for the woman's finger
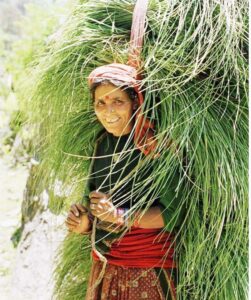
[90,198,111,206]
[90,198,104,204]
[67,218,80,226]
[90,203,103,211]
[67,226,75,232]
[89,197,101,203]
[66,215,79,225]
[76,204,87,213]
[91,199,114,212]
[68,211,81,223]
[89,191,108,199]
[90,206,102,215]
[90,196,109,201]
[66,218,80,226]
[65,221,77,229]
[90,203,95,210]
[65,218,80,226]
[65,223,75,229]
[70,204,80,217]
[90,209,97,217]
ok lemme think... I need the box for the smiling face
[94,83,138,136]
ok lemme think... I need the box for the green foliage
[20,0,248,299]
[8,110,27,138]
[10,226,23,248]
[53,233,92,300]
[1,110,30,155]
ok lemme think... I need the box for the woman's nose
[106,105,115,113]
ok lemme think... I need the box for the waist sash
[92,227,176,268]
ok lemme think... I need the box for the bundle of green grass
[21,0,248,299]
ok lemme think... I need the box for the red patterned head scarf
[88,63,156,156]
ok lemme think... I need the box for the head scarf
[88,63,156,156]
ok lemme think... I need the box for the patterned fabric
[85,260,176,300]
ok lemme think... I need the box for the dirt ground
[0,93,66,299]
[0,155,29,299]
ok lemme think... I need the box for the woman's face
[94,83,138,136]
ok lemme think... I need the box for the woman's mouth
[105,117,120,124]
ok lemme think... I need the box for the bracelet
[115,208,130,227]
[124,208,130,227]
[116,208,125,226]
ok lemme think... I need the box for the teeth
[106,118,119,123]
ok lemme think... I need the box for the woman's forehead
[94,83,128,99]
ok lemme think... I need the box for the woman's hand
[89,191,118,224]
[65,204,92,234]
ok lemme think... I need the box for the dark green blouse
[87,131,185,232]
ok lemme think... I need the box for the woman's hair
[90,79,138,102]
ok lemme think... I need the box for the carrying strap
[128,0,150,69]
[128,0,157,156]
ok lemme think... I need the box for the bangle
[124,208,129,227]
[116,208,130,227]
[116,208,125,226]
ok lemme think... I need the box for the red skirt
[85,260,177,300]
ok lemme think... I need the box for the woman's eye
[115,99,123,105]
[96,100,105,106]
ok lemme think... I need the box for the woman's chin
[102,126,123,136]
[102,122,132,136]
[102,123,120,134]
[106,128,120,136]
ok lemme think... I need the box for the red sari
[85,228,177,300]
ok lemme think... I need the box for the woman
[65,63,184,300]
